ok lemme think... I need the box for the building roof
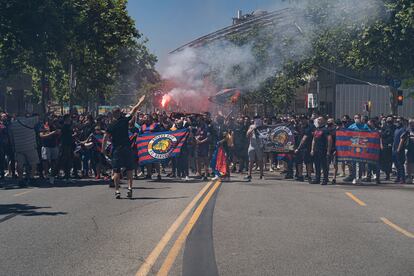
[170,8,299,54]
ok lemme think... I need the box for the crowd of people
[1,99,413,197]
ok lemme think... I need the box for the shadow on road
[148,179,202,184]
[227,179,250,183]
[333,182,414,191]
[133,186,171,190]
[0,204,67,223]
[121,196,189,200]
[0,178,109,191]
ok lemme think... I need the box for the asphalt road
[0,175,413,276]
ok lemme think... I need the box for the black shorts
[407,150,414,163]
[197,147,209,158]
[234,146,248,159]
[91,151,106,166]
[329,152,338,165]
[295,150,313,164]
[111,146,135,172]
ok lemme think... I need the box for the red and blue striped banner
[93,133,104,152]
[336,130,380,164]
[135,129,189,165]
[129,131,139,160]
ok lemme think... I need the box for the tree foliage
[348,0,414,77]
[222,0,414,111]
[0,0,158,109]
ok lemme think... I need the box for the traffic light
[364,101,372,112]
[397,90,404,106]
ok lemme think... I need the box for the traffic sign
[389,79,402,89]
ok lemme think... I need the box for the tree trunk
[390,88,398,115]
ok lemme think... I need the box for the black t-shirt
[0,123,10,146]
[233,124,248,149]
[61,124,73,146]
[294,126,302,148]
[301,125,314,151]
[381,125,395,146]
[313,126,330,153]
[80,122,95,141]
[406,130,414,162]
[208,124,218,146]
[107,116,131,148]
[41,124,58,148]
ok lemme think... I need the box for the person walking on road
[380,116,395,180]
[102,95,145,199]
[246,116,264,181]
[393,117,406,184]
[59,114,74,181]
[40,119,60,184]
[310,116,332,185]
[402,119,414,184]
[294,116,314,183]
[343,114,370,184]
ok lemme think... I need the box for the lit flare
[161,94,171,107]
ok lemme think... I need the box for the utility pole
[389,79,402,116]
[41,74,49,115]
[69,63,73,112]
[390,87,398,116]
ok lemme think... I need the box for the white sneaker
[352,178,362,185]
[211,175,220,181]
[49,177,55,185]
[137,172,144,177]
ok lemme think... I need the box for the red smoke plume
[160,76,217,113]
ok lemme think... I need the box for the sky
[127,0,288,68]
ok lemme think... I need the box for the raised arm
[246,125,255,138]
[129,95,146,117]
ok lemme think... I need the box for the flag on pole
[210,144,228,177]
[136,129,189,165]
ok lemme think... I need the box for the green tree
[0,0,159,112]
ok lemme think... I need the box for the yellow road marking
[136,180,215,276]
[380,217,414,239]
[157,180,222,276]
[13,190,32,197]
[345,192,366,206]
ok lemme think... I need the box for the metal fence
[335,84,414,118]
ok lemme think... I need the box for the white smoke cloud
[160,0,386,108]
